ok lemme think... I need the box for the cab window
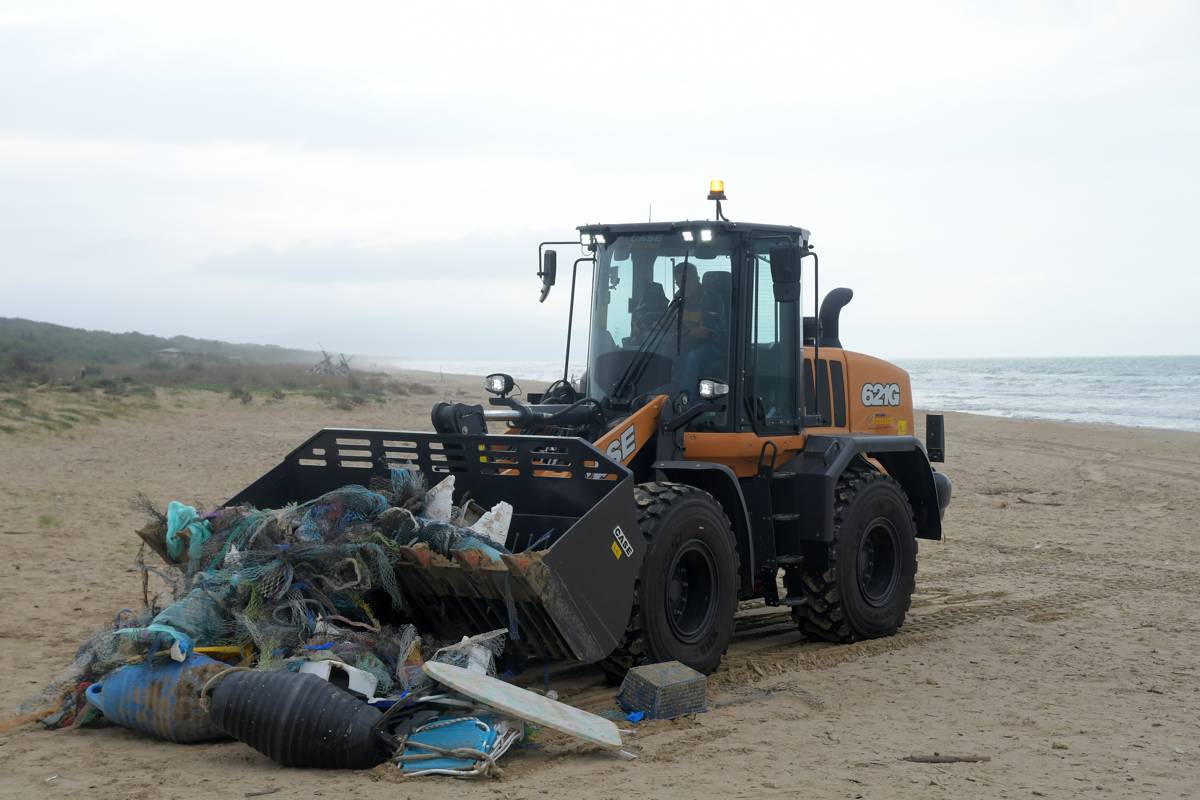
[749,242,800,428]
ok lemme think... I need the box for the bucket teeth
[396,544,432,568]
[451,549,492,572]
[389,546,578,661]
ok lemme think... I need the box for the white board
[422,661,622,750]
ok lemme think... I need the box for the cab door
[743,241,802,435]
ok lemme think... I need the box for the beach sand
[1,379,1198,799]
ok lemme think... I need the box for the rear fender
[788,435,945,541]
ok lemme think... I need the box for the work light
[485,373,515,398]
[698,379,730,400]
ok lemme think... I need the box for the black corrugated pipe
[208,671,390,769]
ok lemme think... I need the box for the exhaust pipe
[818,287,854,348]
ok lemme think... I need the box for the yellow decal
[898,419,908,435]
[611,541,623,560]
[864,412,895,430]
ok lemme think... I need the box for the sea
[378,356,1200,434]
[900,356,1200,434]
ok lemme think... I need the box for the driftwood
[904,753,991,764]
[135,520,174,566]
[1017,496,1063,507]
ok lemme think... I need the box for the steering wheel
[542,378,578,404]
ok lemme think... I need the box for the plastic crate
[617,660,707,719]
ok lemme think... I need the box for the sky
[1,1,1198,362]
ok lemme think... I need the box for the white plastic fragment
[422,661,624,751]
[465,642,493,675]
[469,501,512,546]
[298,660,380,701]
[454,499,486,528]
[424,475,456,522]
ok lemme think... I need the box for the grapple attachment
[227,430,642,663]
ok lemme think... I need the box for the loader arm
[590,395,667,466]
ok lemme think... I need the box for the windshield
[586,231,734,406]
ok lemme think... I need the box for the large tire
[602,482,739,680]
[788,467,918,642]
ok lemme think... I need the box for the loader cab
[577,221,812,435]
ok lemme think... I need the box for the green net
[21,476,514,727]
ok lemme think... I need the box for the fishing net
[23,475,514,727]
[16,608,159,726]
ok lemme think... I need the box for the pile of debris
[11,471,628,776]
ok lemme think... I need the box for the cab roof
[577,220,811,245]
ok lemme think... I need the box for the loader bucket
[226,430,642,663]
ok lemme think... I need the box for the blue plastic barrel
[85,652,230,743]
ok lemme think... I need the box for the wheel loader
[228,182,952,677]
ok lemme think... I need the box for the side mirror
[769,245,802,303]
[539,249,558,303]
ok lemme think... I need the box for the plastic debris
[24,476,512,732]
[297,660,379,702]
[84,652,229,742]
[395,714,521,777]
[23,474,618,781]
[424,475,455,522]
[617,660,708,720]
[469,501,513,547]
[433,630,506,676]
[207,670,390,769]
[165,501,212,568]
[422,661,623,751]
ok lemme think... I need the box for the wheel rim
[857,517,901,607]
[665,539,719,644]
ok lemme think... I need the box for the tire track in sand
[714,568,1200,687]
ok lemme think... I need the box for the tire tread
[601,481,737,680]
[789,466,918,642]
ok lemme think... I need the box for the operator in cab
[673,260,726,404]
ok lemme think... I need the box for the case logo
[861,382,901,407]
[605,424,638,463]
[612,525,634,559]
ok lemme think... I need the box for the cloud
[2,1,1199,360]
[197,235,562,284]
